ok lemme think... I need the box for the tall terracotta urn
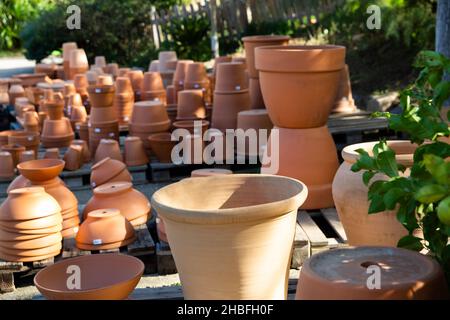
[332,140,416,246]
[151,174,307,299]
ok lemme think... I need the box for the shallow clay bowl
[76,236,136,251]
[34,254,144,300]
[17,159,65,182]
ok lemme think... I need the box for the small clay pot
[212,56,233,76]
[115,77,133,94]
[0,130,15,146]
[89,105,118,124]
[75,121,89,144]
[88,121,120,155]
[9,84,25,106]
[140,90,167,104]
[124,136,149,167]
[70,105,88,128]
[97,75,114,86]
[142,72,164,92]
[127,70,144,94]
[69,49,89,80]
[249,78,265,109]
[95,56,107,68]
[45,97,65,120]
[173,60,193,87]
[86,71,98,85]
[74,74,89,95]
[94,139,123,163]
[34,253,144,300]
[41,118,74,148]
[90,157,132,188]
[177,89,206,120]
[214,62,249,93]
[1,144,26,167]
[71,140,90,163]
[236,109,273,157]
[19,150,35,163]
[242,35,290,78]
[295,246,449,300]
[43,148,60,160]
[172,119,209,135]
[191,168,233,177]
[166,85,177,105]
[130,100,171,132]
[0,151,15,180]
[63,83,76,101]
[62,42,77,79]
[185,63,208,84]
[24,111,40,133]
[211,91,251,131]
[158,51,178,72]
[118,67,131,77]
[147,133,176,163]
[149,60,160,72]
[8,130,40,156]
[105,63,119,77]
[83,182,151,224]
[87,85,115,109]
[63,145,83,171]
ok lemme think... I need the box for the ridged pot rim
[342,140,417,167]
[151,174,307,225]
[242,35,291,43]
[255,45,346,72]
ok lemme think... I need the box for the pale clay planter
[151,174,307,299]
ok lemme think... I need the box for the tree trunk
[436,0,450,58]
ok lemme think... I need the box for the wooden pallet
[60,223,157,275]
[291,208,348,269]
[0,257,54,293]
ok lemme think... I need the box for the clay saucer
[76,236,136,251]
[17,159,65,182]
[34,253,144,300]
[0,249,61,262]
[0,242,61,257]
[0,213,62,230]
[0,223,62,235]
[0,233,62,250]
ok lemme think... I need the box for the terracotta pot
[1,144,26,167]
[76,121,89,144]
[212,56,233,76]
[45,98,65,121]
[166,85,177,105]
[89,105,118,124]
[34,253,144,300]
[124,136,148,166]
[249,78,265,109]
[118,67,130,77]
[158,51,178,72]
[71,139,90,163]
[63,145,83,171]
[0,248,61,262]
[70,105,88,129]
[237,109,272,133]
[0,213,62,231]
[184,63,208,84]
[214,62,249,94]
[83,182,151,224]
[172,119,209,135]
[115,77,133,94]
[333,64,357,113]
[24,111,40,133]
[0,241,61,257]
[177,89,206,120]
[166,105,178,124]
[130,100,171,133]
[127,70,144,94]
[88,121,119,155]
[0,233,62,251]
[41,118,74,148]
[0,151,15,180]
[76,208,135,248]
[191,168,233,177]
[211,92,251,131]
[90,157,132,188]
[94,139,123,163]
[8,131,40,157]
[63,83,76,101]
[0,130,15,146]
[88,85,115,109]
[332,140,416,246]
[261,126,339,209]
[242,35,290,78]
[19,150,35,163]
[173,60,193,87]
[142,72,164,92]
[74,74,89,95]
[232,56,247,69]
[140,90,167,105]
[295,246,449,300]
[0,228,56,242]
[86,71,98,85]
[16,158,63,182]
[97,75,114,86]
[255,45,346,128]
[148,60,159,72]
[147,133,176,163]
[105,63,119,77]
[151,174,307,299]
[25,86,44,106]
[43,148,60,159]
[94,56,107,68]
[9,85,25,106]
[62,42,77,79]
[69,49,89,80]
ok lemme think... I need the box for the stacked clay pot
[105,63,119,78]
[69,94,88,129]
[295,246,449,300]
[62,42,77,80]
[41,117,74,148]
[258,45,345,209]
[184,62,211,104]
[211,62,250,131]
[0,187,63,262]
[43,148,60,160]
[1,144,25,167]
[76,208,135,250]
[176,89,206,120]
[94,139,123,163]
[63,83,77,112]
[172,60,193,101]
[19,150,35,164]
[209,56,233,94]
[13,159,80,238]
[90,157,132,189]
[8,131,40,160]
[9,84,26,106]
[124,136,148,167]
[113,77,134,124]
[0,151,15,180]
[127,70,144,101]
[69,49,89,80]
[141,72,166,104]
[87,84,119,155]
[332,141,415,246]
[129,100,171,153]
[83,182,151,226]
[23,111,40,133]
[73,74,89,104]
[242,35,290,109]
[158,51,178,87]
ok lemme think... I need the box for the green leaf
[376,149,399,177]
[415,184,448,204]
[362,171,375,186]
[368,194,386,214]
[384,187,405,210]
[397,235,423,251]
[422,154,449,185]
[433,81,450,107]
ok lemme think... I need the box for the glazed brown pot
[151,174,307,299]
[214,62,249,94]
[211,91,251,131]
[87,85,115,109]
[90,157,132,188]
[63,145,83,171]
[1,144,26,167]
[94,139,123,163]
[76,209,135,249]
[34,254,144,300]
[124,136,149,167]
[295,246,449,300]
[0,151,15,180]
[147,133,176,163]
[261,126,339,209]
[8,131,40,158]
[332,140,416,246]
[249,78,265,109]
[242,35,290,78]
[177,89,206,120]
[172,119,209,135]
[255,45,346,128]
[83,182,151,225]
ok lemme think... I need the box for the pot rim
[242,35,291,43]
[151,174,307,225]
[93,181,132,196]
[342,140,417,166]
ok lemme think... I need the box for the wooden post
[151,6,160,49]
[210,0,219,58]
[436,0,450,107]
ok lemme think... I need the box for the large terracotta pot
[151,174,307,299]
[242,35,290,78]
[261,126,339,209]
[41,118,74,148]
[214,62,248,94]
[129,100,171,135]
[177,89,206,120]
[147,133,176,163]
[255,45,346,128]
[90,157,132,188]
[69,49,89,80]
[34,254,144,300]
[127,70,144,96]
[295,246,449,300]
[142,72,164,92]
[332,140,415,246]
[83,182,151,225]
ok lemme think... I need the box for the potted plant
[351,51,450,285]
